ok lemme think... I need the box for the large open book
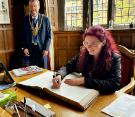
[17,71,99,110]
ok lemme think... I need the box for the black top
[57,52,121,94]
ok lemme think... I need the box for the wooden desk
[9,71,118,117]
[0,107,12,117]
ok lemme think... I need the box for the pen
[24,97,27,117]
[53,72,56,78]
[53,72,59,84]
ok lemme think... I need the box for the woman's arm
[57,55,79,79]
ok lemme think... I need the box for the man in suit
[21,0,51,69]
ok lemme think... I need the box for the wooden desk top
[0,107,12,117]
[8,70,118,117]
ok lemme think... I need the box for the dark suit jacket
[22,13,51,53]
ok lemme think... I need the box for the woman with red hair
[52,25,121,94]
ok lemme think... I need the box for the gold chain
[29,14,43,36]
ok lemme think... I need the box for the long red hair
[76,25,120,74]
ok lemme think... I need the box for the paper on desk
[102,93,135,117]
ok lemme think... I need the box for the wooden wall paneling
[5,50,14,68]
[0,28,7,66]
[0,52,7,66]
[68,34,82,59]
[4,27,14,50]
[131,33,135,49]
[110,29,135,49]
[4,28,15,68]
[0,30,5,50]
[112,34,120,44]
[0,0,15,69]
[69,35,82,49]
[54,35,68,49]
[119,35,132,48]
[54,31,83,70]
[1,26,15,69]
[54,34,68,69]
[56,50,67,69]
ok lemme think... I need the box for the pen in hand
[53,72,57,78]
[52,72,61,88]
[53,72,59,83]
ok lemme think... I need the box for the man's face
[29,1,40,17]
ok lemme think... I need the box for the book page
[19,71,99,103]
[102,93,135,117]
[18,71,54,88]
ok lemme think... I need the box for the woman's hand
[64,77,84,86]
[52,75,61,89]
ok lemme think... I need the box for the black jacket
[57,52,121,94]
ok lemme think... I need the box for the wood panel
[0,28,14,68]
[4,28,14,50]
[53,31,83,70]
[0,30,5,50]
[0,52,7,66]
[0,0,15,69]
[54,35,68,49]
[110,29,135,49]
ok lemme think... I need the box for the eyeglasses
[83,41,101,48]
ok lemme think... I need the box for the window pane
[65,0,83,30]
[130,0,135,7]
[93,0,108,25]
[114,0,135,25]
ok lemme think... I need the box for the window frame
[90,0,135,28]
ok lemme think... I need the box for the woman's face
[83,35,104,57]
[29,1,40,17]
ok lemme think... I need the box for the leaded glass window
[114,0,135,25]
[93,0,108,25]
[65,0,83,30]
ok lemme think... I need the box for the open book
[12,66,43,77]
[17,71,99,110]
[102,93,135,117]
